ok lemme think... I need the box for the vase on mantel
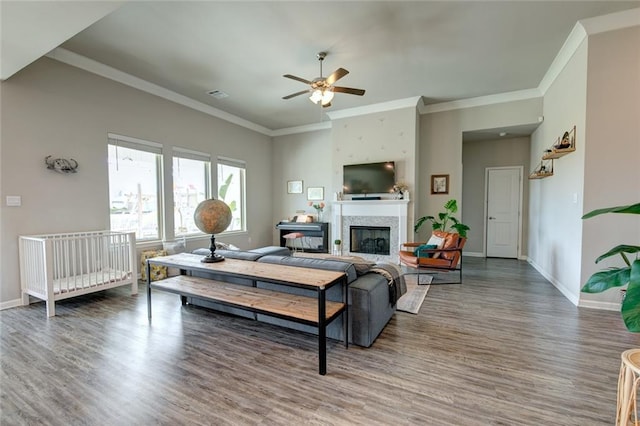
[316,210,323,222]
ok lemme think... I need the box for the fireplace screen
[350,226,391,255]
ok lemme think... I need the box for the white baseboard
[579,299,620,311]
[0,298,24,311]
[464,252,484,257]
[527,257,579,306]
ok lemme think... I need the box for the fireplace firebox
[350,226,391,255]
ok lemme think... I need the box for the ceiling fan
[282,52,365,108]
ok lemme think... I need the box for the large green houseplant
[581,203,640,332]
[414,199,470,238]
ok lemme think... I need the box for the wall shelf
[530,125,576,179]
[529,171,554,179]
[542,147,576,160]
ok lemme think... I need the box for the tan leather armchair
[399,230,466,284]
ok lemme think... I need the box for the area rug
[396,274,433,314]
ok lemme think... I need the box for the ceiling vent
[207,90,229,99]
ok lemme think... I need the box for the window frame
[107,133,164,242]
[172,147,212,237]
[217,156,247,234]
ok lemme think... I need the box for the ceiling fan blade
[333,86,366,96]
[325,68,349,85]
[283,74,312,85]
[282,89,311,100]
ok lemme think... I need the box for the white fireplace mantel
[332,199,409,263]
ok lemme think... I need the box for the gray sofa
[188,246,396,347]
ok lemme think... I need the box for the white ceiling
[2,1,639,133]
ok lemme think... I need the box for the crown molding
[46,48,273,136]
[579,7,640,35]
[271,121,332,137]
[326,96,423,121]
[537,22,588,96]
[419,89,542,114]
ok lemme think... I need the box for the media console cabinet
[146,253,348,375]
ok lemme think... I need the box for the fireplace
[350,226,391,255]
[332,199,409,263]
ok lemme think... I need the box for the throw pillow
[425,234,445,259]
[413,244,438,258]
[163,239,186,276]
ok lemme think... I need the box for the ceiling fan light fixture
[321,89,334,105]
[309,89,323,104]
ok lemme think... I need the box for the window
[217,157,246,232]
[173,149,211,236]
[108,135,162,241]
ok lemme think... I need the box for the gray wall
[0,58,273,305]
[418,98,543,242]
[580,26,640,308]
[462,136,531,255]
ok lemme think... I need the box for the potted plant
[581,203,640,332]
[334,239,342,256]
[414,199,470,238]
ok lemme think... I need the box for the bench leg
[318,288,326,376]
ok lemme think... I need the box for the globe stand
[201,234,225,263]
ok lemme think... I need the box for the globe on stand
[193,199,232,263]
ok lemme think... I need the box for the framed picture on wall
[431,174,449,194]
[307,187,324,201]
[287,180,303,194]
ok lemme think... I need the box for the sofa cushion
[248,246,292,257]
[257,255,358,284]
[192,248,263,261]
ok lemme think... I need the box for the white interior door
[486,167,521,258]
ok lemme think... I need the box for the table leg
[318,287,326,376]
[146,260,152,319]
[343,277,349,348]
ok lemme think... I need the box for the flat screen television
[343,161,396,195]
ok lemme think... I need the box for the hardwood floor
[1,258,638,425]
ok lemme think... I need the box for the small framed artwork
[287,180,303,194]
[307,187,324,201]
[431,174,449,195]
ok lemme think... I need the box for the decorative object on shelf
[308,201,325,222]
[307,186,324,201]
[580,203,640,332]
[529,159,554,179]
[287,180,303,194]
[393,182,409,199]
[431,174,449,195]
[45,155,78,174]
[543,125,577,159]
[193,198,232,263]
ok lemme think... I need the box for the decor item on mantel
[580,202,640,332]
[393,182,409,200]
[414,199,470,238]
[193,198,232,263]
[308,201,325,222]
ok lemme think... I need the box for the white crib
[19,231,138,317]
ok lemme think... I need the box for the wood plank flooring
[2,257,639,425]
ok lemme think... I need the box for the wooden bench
[151,275,345,326]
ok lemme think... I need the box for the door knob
[489,216,496,220]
